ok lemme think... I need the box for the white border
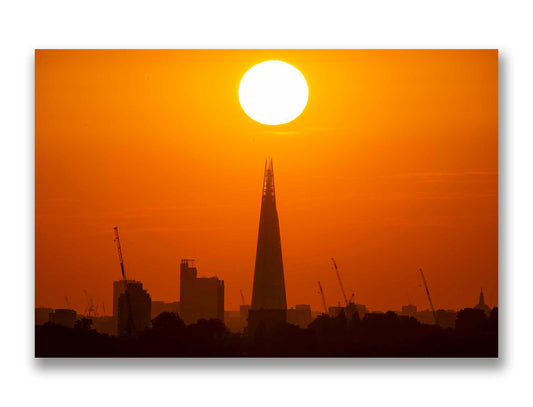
[1,1,531,406]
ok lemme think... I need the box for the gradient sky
[35,50,498,314]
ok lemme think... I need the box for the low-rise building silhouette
[328,305,345,318]
[328,303,366,321]
[49,309,77,328]
[222,304,252,333]
[400,306,457,328]
[222,305,252,333]
[411,309,435,325]
[287,304,312,328]
[91,316,117,335]
[179,259,224,324]
[435,309,457,329]
[35,307,53,325]
[400,304,417,317]
[351,303,367,320]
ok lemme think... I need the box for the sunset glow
[35,50,498,316]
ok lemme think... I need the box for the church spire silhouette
[478,288,485,306]
[474,287,491,316]
[251,159,287,311]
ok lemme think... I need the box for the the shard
[249,160,287,333]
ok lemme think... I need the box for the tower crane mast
[317,281,328,314]
[240,289,246,306]
[348,292,355,304]
[114,227,134,335]
[331,258,349,306]
[114,227,127,281]
[83,290,97,317]
[419,268,438,325]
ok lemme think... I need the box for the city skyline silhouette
[35,157,498,357]
[35,158,496,317]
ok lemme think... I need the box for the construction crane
[317,281,328,314]
[331,258,349,306]
[114,227,127,281]
[83,289,92,316]
[419,268,438,325]
[114,227,134,335]
[240,289,246,306]
[102,302,106,316]
[83,290,97,317]
[65,296,70,309]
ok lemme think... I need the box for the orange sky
[35,50,498,314]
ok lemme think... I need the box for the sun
[239,60,309,125]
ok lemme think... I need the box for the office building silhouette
[287,304,312,328]
[113,279,141,318]
[117,281,151,336]
[179,259,224,324]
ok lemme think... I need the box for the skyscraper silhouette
[248,160,287,333]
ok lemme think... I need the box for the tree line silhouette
[35,307,497,357]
